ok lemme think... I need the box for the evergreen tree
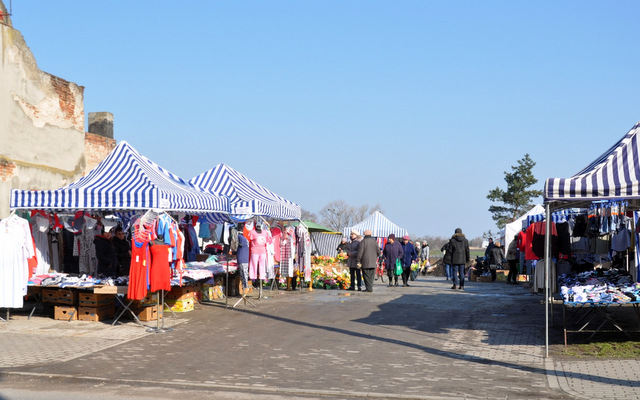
[487,154,543,228]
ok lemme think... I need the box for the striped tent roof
[11,141,229,213]
[189,163,301,221]
[545,122,640,204]
[342,211,408,239]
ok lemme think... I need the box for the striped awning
[342,211,408,239]
[10,141,229,213]
[545,122,640,203]
[189,163,301,221]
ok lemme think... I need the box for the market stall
[342,211,408,240]
[543,121,640,354]
[189,163,309,300]
[3,141,231,326]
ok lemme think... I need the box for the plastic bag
[395,259,403,276]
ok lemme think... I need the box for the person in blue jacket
[400,235,418,287]
[236,224,250,290]
[383,234,403,287]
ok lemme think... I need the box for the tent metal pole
[544,203,551,358]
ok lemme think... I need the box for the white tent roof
[501,204,545,252]
[342,211,408,238]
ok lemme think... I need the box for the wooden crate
[78,292,114,307]
[77,305,116,322]
[135,305,161,321]
[165,285,200,301]
[42,288,60,303]
[83,305,115,321]
[54,305,77,321]
[56,289,78,305]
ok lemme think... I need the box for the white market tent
[189,163,301,222]
[541,121,640,356]
[501,204,545,251]
[342,211,408,239]
[10,141,229,215]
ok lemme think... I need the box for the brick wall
[84,132,116,175]
[0,157,16,181]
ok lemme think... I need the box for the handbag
[395,259,403,276]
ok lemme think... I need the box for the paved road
[1,276,638,399]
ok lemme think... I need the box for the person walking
[420,240,430,275]
[441,241,452,280]
[346,229,363,291]
[382,233,403,287]
[356,229,381,292]
[488,240,506,281]
[506,235,519,285]
[449,228,470,290]
[400,235,417,286]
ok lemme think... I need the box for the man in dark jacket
[441,241,452,280]
[448,228,470,290]
[382,234,403,287]
[357,229,381,292]
[400,235,417,287]
[346,230,363,291]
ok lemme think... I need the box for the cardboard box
[78,292,114,307]
[54,305,77,321]
[164,297,195,312]
[77,305,116,322]
[165,285,200,301]
[136,305,161,321]
[495,270,508,282]
[201,284,225,300]
[478,275,492,283]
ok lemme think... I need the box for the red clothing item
[149,243,171,292]
[127,238,150,300]
[523,225,536,261]
[271,227,282,262]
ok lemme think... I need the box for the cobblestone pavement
[1,276,639,399]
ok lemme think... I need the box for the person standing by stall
[112,226,131,276]
[400,235,417,286]
[336,237,349,255]
[506,236,519,284]
[94,227,118,277]
[346,229,363,291]
[420,240,430,275]
[488,240,506,281]
[356,229,380,292]
[449,228,470,290]
[382,234,403,287]
[441,241,452,280]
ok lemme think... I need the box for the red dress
[127,237,150,300]
[149,243,171,292]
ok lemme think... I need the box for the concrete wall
[0,1,115,217]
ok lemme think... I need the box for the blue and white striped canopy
[189,163,301,221]
[545,122,640,203]
[11,141,229,213]
[343,211,408,239]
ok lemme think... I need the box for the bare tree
[319,201,382,231]
[300,208,318,222]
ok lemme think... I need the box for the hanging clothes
[270,226,282,263]
[73,216,100,276]
[149,242,172,292]
[31,214,51,275]
[0,215,35,308]
[296,224,312,281]
[127,218,154,300]
[279,226,295,277]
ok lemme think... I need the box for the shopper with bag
[356,230,381,292]
[382,233,404,287]
[400,235,417,287]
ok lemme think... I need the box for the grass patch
[562,341,640,358]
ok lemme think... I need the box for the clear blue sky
[9,1,640,239]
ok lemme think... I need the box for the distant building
[0,1,115,217]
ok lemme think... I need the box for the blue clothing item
[237,234,249,264]
[400,242,417,268]
[444,263,452,280]
[383,241,403,271]
[452,264,465,287]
